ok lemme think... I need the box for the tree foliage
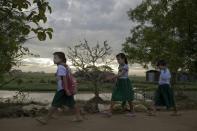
[67,40,113,98]
[0,0,53,76]
[123,0,197,73]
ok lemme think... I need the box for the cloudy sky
[18,0,147,76]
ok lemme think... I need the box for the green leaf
[22,25,31,35]
[124,0,197,73]
[47,6,52,13]
[37,32,46,41]
[47,28,53,32]
[26,11,37,20]
[31,28,38,33]
[46,32,52,39]
[42,16,47,23]
[0,0,53,76]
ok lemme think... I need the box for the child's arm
[111,69,127,79]
[62,76,71,96]
[118,65,128,78]
[117,69,127,78]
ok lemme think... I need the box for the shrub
[50,80,56,84]
[40,79,46,83]
[16,79,23,85]
[28,80,33,83]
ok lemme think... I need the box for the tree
[0,0,53,77]
[123,0,197,80]
[67,39,113,102]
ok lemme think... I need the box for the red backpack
[62,66,77,95]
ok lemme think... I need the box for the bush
[16,79,23,85]
[50,80,56,84]
[39,79,46,83]
[28,80,33,83]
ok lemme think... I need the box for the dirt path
[0,110,197,131]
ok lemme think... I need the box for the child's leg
[125,101,136,117]
[109,101,115,113]
[151,105,157,113]
[66,101,83,122]
[36,106,57,124]
[103,101,114,114]
[171,105,181,116]
[102,101,115,117]
[46,106,57,120]
[128,101,134,112]
[104,101,115,116]
[170,90,180,115]
[147,101,157,116]
[173,105,177,112]
[121,101,127,111]
[72,105,83,121]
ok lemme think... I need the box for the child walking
[36,52,82,124]
[104,53,135,117]
[149,60,179,116]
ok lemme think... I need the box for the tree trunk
[88,80,104,104]
[171,70,178,87]
[94,81,99,98]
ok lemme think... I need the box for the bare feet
[125,112,136,117]
[50,115,57,119]
[36,117,47,125]
[171,112,181,116]
[101,111,112,117]
[147,111,156,116]
[72,117,83,122]
[80,108,88,120]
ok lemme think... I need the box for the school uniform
[51,65,75,108]
[111,64,134,101]
[154,68,175,109]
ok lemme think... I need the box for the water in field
[0,91,111,103]
[0,90,197,103]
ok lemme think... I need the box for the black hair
[53,52,67,63]
[116,53,128,64]
[157,60,167,66]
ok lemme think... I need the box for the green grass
[0,73,196,92]
[0,73,114,92]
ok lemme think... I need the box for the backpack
[61,66,77,95]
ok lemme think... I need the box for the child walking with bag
[104,53,135,117]
[36,52,82,124]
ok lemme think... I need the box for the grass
[0,73,114,92]
[0,72,196,92]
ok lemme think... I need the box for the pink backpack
[62,66,77,95]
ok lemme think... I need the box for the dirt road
[1,111,197,131]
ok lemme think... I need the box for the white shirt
[159,68,171,85]
[56,65,67,91]
[118,64,129,79]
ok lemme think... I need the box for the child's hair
[53,52,67,63]
[116,53,128,64]
[157,60,167,66]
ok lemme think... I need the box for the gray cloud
[21,0,145,75]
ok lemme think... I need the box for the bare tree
[67,39,113,102]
